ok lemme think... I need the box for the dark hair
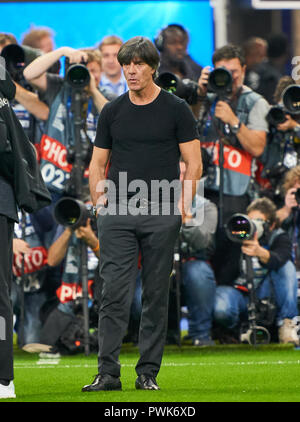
[212,44,246,67]
[267,33,288,58]
[246,197,279,228]
[117,36,160,71]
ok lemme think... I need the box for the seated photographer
[277,166,300,273]
[47,214,100,311]
[193,43,269,285]
[23,47,114,201]
[214,197,299,345]
[255,76,300,206]
[179,162,218,346]
[11,208,56,351]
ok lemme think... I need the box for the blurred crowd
[2,23,300,354]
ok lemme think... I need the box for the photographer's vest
[56,233,98,304]
[36,84,97,197]
[201,88,262,196]
[13,212,48,292]
[11,100,45,146]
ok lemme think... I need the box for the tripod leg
[80,241,90,356]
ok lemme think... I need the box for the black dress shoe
[82,374,122,392]
[135,374,160,390]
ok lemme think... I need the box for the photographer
[0,35,50,142]
[155,24,202,81]
[23,47,113,200]
[179,162,218,346]
[11,207,55,351]
[194,44,269,285]
[22,27,55,54]
[256,76,300,205]
[277,166,300,271]
[40,210,100,351]
[214,197,299,345]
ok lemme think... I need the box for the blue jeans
[182,260,216,340]
[11,282,47,346]
[214,260,299,330]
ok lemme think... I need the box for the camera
[225,213,265,244]
[155,72,199,105]
[1,44,41,82]
[282,84,300,115]
[294,188,300,205]
[53,197,93,230]
[65,57,90,89]
[207,67,232,99]
[266,105,287,126]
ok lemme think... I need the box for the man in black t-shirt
[83,37,202,392]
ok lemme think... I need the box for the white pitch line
[14,360,300,369]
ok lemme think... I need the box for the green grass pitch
[5,343,300,403]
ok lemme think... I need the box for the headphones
[154,23,189,52]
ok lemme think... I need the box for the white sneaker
[0,381,16,399]
[278,318,300,346]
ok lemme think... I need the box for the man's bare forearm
[180,163,202,213]
[90,88,109,113]
[14,83,49,121]
[47,228,72,267]
[89,162,107,206]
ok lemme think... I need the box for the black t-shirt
[94,89,199,201]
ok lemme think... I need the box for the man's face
[214,58,246,95]
[87,60,102,86]
[122,59,155,92]
[247,209,267,223]
[38,36,54,53]
[100,43,122,78]
[164,31,188,62]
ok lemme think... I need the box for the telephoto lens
[266,105,287,126]
[225,213,264,244]
[65,63,90,88]
[155,72,199,105]
[53,197,91,230]
[282,84,300,115]
[207,67,232,98]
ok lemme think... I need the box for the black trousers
[97,203,181,378]
[0,215,14,380]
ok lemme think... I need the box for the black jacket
[0,64,51,213]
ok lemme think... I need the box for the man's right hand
[197,66,212,97]
[13,238,31,256]
[62,47,88,64]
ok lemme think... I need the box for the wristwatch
[92,206,98,217]
[230,120,241,135]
